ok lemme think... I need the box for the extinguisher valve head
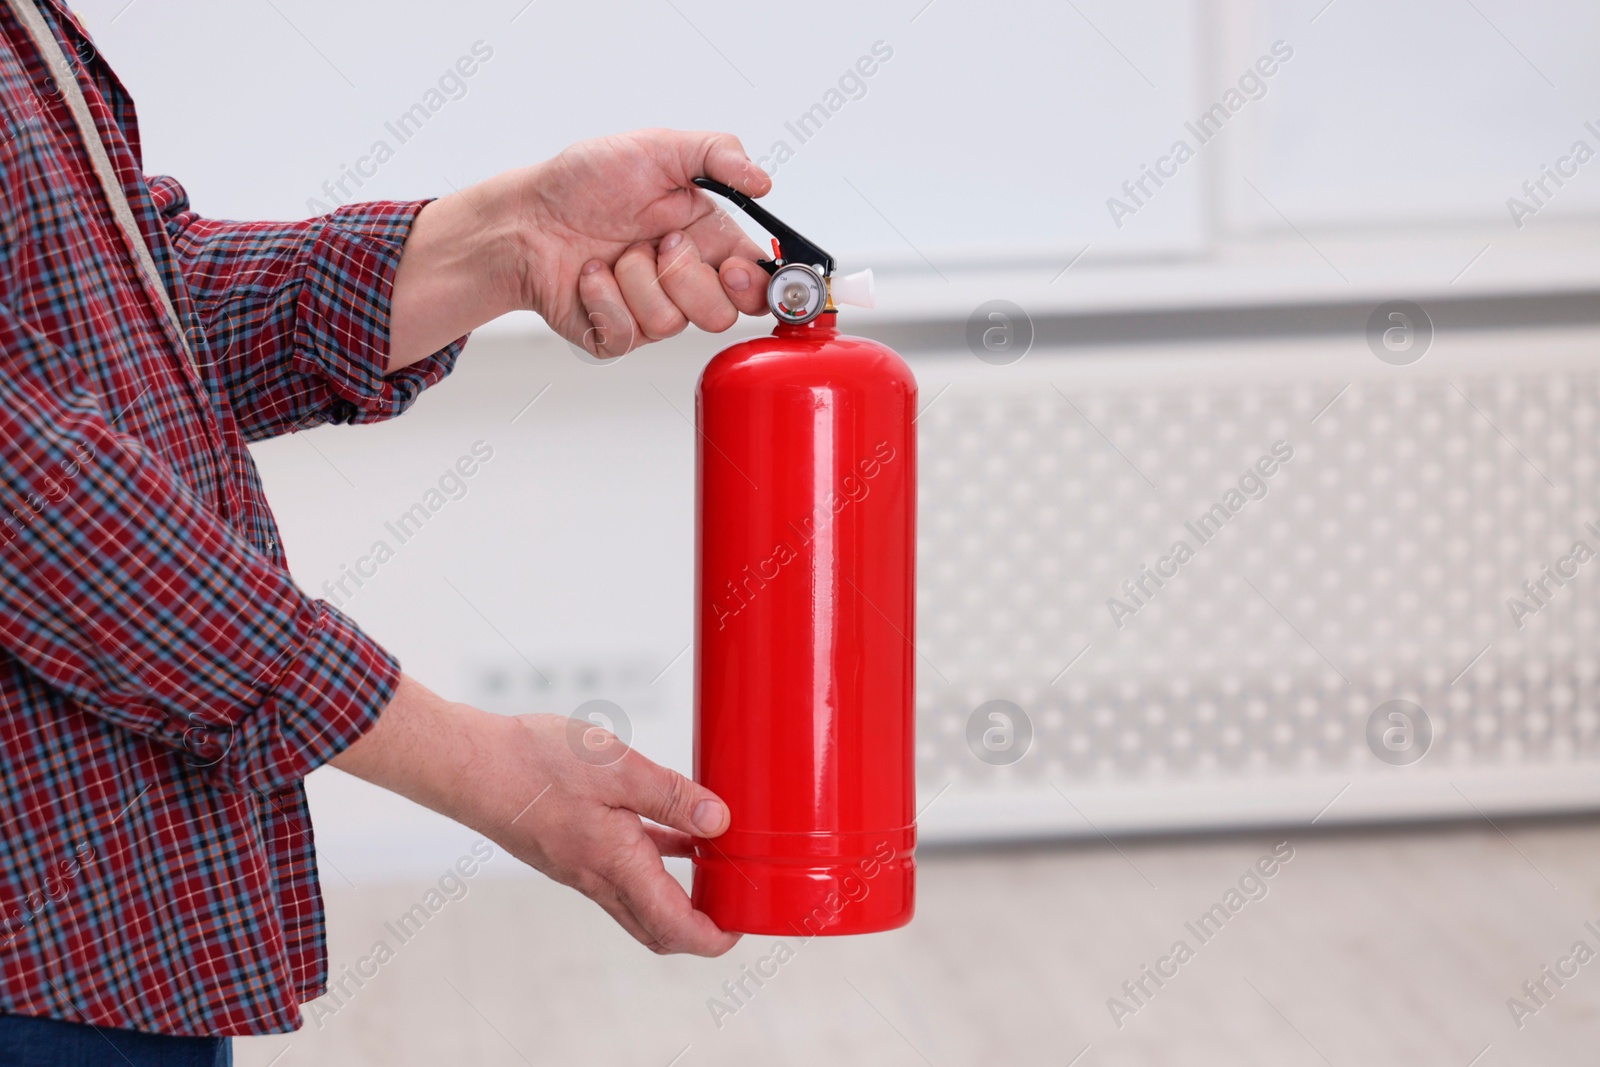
[829,268,875,311]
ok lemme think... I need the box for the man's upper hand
[389,129,773,370]
[510,129,774,357]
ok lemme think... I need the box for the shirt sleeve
[146,175,469,443]
[0,298,397,795]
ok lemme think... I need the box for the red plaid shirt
[0,1,464,1037]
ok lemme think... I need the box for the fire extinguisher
[690,178,916,936]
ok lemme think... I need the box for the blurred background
[74,0,1600,1062]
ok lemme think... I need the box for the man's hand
[331,675,739,957]
[513,130,773,356]
[389,129,772,368]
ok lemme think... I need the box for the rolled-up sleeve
[147,175,468,442]
[0,298,397,795]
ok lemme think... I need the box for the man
[0,1,769,1061]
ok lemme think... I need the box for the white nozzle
[830,268,875,310]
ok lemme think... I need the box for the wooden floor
[236,817,1600,1066]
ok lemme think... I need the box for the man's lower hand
[331,676,739,957]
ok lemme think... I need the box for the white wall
[74,0,1203,263]
[76,0,1600,279]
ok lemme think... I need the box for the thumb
[677,130,772,199]
[614,749,731,837]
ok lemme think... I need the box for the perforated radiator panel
[911,326,1600,842]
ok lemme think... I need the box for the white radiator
[911,321,1600,842]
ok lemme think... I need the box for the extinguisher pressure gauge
[693,177,874,325]
[769,263,827,325]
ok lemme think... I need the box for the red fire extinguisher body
[693,312,917,936]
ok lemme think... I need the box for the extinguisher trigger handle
[756,259,779,276]
[692,177,835,277]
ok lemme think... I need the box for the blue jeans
[0,1013,230,1066]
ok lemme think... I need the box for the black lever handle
[693,177,835,277]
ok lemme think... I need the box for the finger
[576,260,642,357]
[611,748,730,838]
[673,130,771,199]
[685,206,766,266]
[643,823,699,859]
[614,242,687,342]
[611,839,739,956]
[719,257,769,316]
[656,232,738,334]
[687,210,769,315]
[588,883,660,948]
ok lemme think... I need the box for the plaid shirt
[0,1,464,1037]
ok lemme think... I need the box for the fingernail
[725,267,750,292]
[582,260,603,276]
[661,232,683,252]
[692,799,727,835]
